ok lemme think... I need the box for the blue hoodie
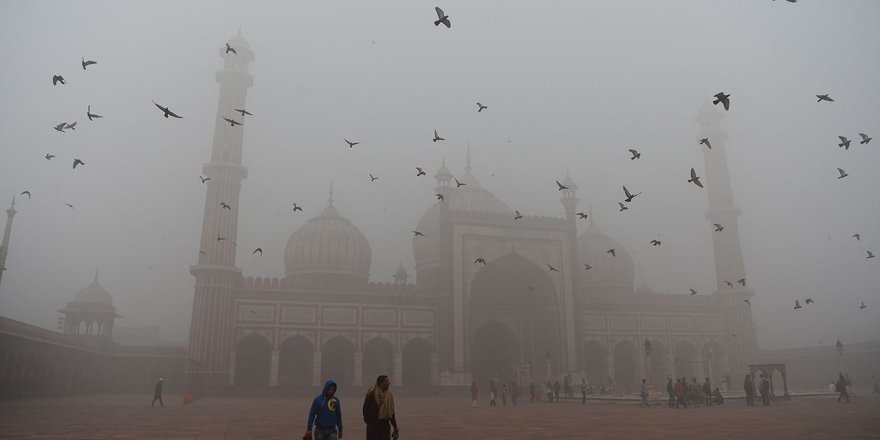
[307,380,343,434]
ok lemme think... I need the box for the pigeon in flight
[556,180,569,190]
[222,117,243,127]
[412,230,425,237]
[852,234,860,241]
[547,264,558,272]
[217,233,227,241]
[152,101,182,118]
[699,138,712,149]
[221,202,231,210]
[689,288,698,296]
[72,158,84,169]
[623,186,641,202]
[45,153,55,160]
[713,92,730,111]
[433,129,445,142]
[225,43,237,54]
[434,7,451,28]
[688,168,704,188]
[65,203,75,210]
[725,281,734,288]
[650,240,661,246]
[514,210,523,220]
[252,248,262,256]
[744,299,751,305]
[233,108,253,117]
[859,302,867,310]
[737,278,746,287]
[576,212,588,219]
[805,298,814,304]
[64,122,77,131]
[416,167,426,176]
[87,105,103,121]
[477,102,487,112]
[344,139,359,148]
[200,176,210,183]
[618,202,628,212]
[838,136,851,150]
[859,133,872,145]
[455,178,466,187]
[816,94,834,103]
[54,123,67,133]
[584,264,592,270]
[435,193,444,201]
[292,203,303,212]
[607,249,616,257]
[837,168,848,179]
[794,300,802,310]
[370,173,379,182]
[474,258,486,265]
[81,57,97,70]
[628,149,641,160]
[868,251,875,259]
[714,224,724,232]
[52,74,66,85]
[20,191,31,199]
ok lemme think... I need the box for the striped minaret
[186,33,254,390]
[0,197,17,289]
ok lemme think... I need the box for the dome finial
[328,182,334,205]
[238,22,242,37]
[465,145,472,175]
[94,267,99,282]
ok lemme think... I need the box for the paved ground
[0,393,878,439]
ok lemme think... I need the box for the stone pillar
[270,350,279,386]
[312,351,322,386]
[667,356,676,379]
[392,352,403,385]
[229,351,236,385]
[697,352,706,380]
[430,354,440,386]
[607,352,615,385]
[353,352,364,387]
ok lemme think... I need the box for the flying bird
[837,168,848,179]
[65,203,75,210]
[476,102,487,112]
[744,299,750,306]
[45,153,55,160]
[859,302,867,310]
[20,191,31,199]
[220,202,231,210]
[688,168,704,188]
[87,105,103,120]
[370,173,378,182]
[64,122,77,131]
[474,258,486,265]
[200,176,210,183]
[699,138,712,149]
[725,281,734,288]
[628,149,641,160]
[794,300,802,310]
[816,94,834,103]
[225,43,237,54]
[852,234,860,241]
[607,249,616,257]
[838,136,851,150]
[435,193,444,201]
[584,264,592,270]
[689,289,698,296]
[81,57,97,70]
[868,251,875,259]
[54,123,67,132]
[805,298,814,304]
[650,240,661,246]
[714,223,724,232]
[344,138,359,148]
[412,230,425,237]
[222,117,243,127]
[547,264,558,272]
[434,6,451,28]
[455,178,466,187]
[72,158,84,169]
[618,202,628,212]
[152,101,182,118]
[858,133,872,145]
[737,278,746,287]
[416,167,426,176]
[252,248,262,256]
[52,75,66,85]
[713,92,730,111]
[217,233,226,241]
[556,180,569,190]
[433,129,445,142]
[623,186,641,202]
[233,108,253,117]
[292,203,303,212]
[576,212,588,219]
[514,210,523,220]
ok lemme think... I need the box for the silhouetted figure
[836,373,850,403]
[743,374,755,406]
[489,380,497,407]
[529,382,536,403]
[666,377,675,407]
[581,378,588,404]
[470,381,479,407]
[510,381,519,406]
[712,388,724,405]
[759,375,771,406]
[363,375,399,440]
[674,378,687,408]
[639,379,649,407]
[553,381,561,402]
[703,377,712,405]
[151,378,164,407]
[304,380,343,440]
[501,382,509,406]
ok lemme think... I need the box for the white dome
[578,222,634,293]
[72,276,114,306]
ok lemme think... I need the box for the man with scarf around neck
[363,375,399,440]
[304,380,343,440]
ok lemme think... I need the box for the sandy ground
[0,393,877,439]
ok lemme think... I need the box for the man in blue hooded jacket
[304,380,343,440]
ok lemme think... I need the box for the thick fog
[0,1,877,349]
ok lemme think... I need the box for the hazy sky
[1,0,878,349]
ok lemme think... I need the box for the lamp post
[836,339,844,374]
[644,339,652,387]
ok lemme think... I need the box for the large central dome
[284,193,371,284]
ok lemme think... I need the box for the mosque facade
[185,35,759,392]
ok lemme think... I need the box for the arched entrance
[279,335,313,386]
[613,341,638,392]
[583,340,606,386]
[363,337,394,386]
[674,341,698,380]
[468,252,560,383]
[701,341,724,386]
[647,340,669,388]
[234,333,272,387]
[322,337,355,387]
[402,338,433,387]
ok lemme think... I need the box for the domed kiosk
[59,271,119,340]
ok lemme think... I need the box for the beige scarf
[367,384,395,420]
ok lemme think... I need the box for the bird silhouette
[433,129,445,142]
[744,299,750,305]
[584,264,592,270]
[292,203,303,212]
[699,138,712,149]
[344,139,359,148]
[628,149,641,160]
[86,105,103,121]
[713,92,730,111]
[65,203,75,210]
[576,212,588,219]
[816,94,834,103]
[416,167,426,176]
[514,210,523,220]
[54,123,67,133]
[474,258,486,265]
[152,101,182,118]
[477,102,487,112]
[225,43,237,54]
[45,153,55,160]
[233,108,253,117]
[52,75,66,85]
[556,180,569,190]
[618,202,628,212]
[72,158,84,169]
[435,193,444,201]
[412,230,425,237]
[714,224,724,232]
[689,168,704,188]
[868,251,875,259]
[607,249,616,257]
[547,264,558,272]
[64,122,77,130]
[455,178,466,187]
[222,117,243,127]
[220,202,231,210]
[650,240,661,246]
[20,191,31,199]
[623,186,641,202]
[837,168,849,179]
[838,136,851,150]
[253,248,262,256]
[737,278,746,287]
[859,302,867,310]
[725,281,734,288]
[858,133,872,145]
[200,176,210,183]
[689,288,698,296]
[794,300,802,310]
[434,6,451,28]
[370,173,378,182]
[852,234,860,241]
[81,57,97,70]
[217,233,226,241]
[805,298,814,304]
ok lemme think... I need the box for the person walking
[304,380,343,440]
[489,380,497,407]
[639,378,649,407]
[529,381,536,403]
[836,373,850,403]
[363,375,399,440]
[581,378,588,404]
[666,377,675,407]
[470,381,479,408]
[501,382,509,406]
[743,374,755,407]
[759,375,771,406]
[553,381,561,402]
[510,381,520,407]
[703,377,712,406]
[151,378,164,407]
[674,378,687,408]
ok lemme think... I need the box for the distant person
[759,375,771,406]
[674,378,687,409]
[639,378,649,407]
[510,381,520,406]
[712,388,724,405]
[835,373,850,403]
[151,378,164,407]
[501,382,509,406]
[363,375,399,440]
[489,380,497,407]
[828,381,836,394]
[844,373,855,397]
[304,380,343,440]
[703,377,712,406]
[743,374,755,407]
[529,381,536,403]
[470,381,479,408]
[581,378,588,404]
[666,377,675,407]
[553,381,561,402]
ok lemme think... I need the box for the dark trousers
[151,394,164,407]
[838,389,850,402]
[761,393,769,406]
[705,392,712,405]
[745,392,754,406]
[667,392,675,407]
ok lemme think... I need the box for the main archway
[322,337,355,387]
[363,337,394,387]
[279,335,313,386]
[402,338,433,387]
[674,341,698,380]
[471,320,518,384]
[234,333,271,387]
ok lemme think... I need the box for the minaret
[187,34,254,390]
[696,103,757,375]
[0,197,17,289]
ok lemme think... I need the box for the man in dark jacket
[666,377,675,407]
[743,375,755,406]
[836,373,850,403]
[305,380,343,440]
[759,375,771,406]
[151,378,164,407]
[703,377,712,405]
[363,375,398,440]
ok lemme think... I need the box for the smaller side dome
[71,273,114,307]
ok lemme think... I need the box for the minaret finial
[465,146,472,174]
[238,23,242,36]
[329,182,334,205]
[94,267,99,282]
[10,196,14,209]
